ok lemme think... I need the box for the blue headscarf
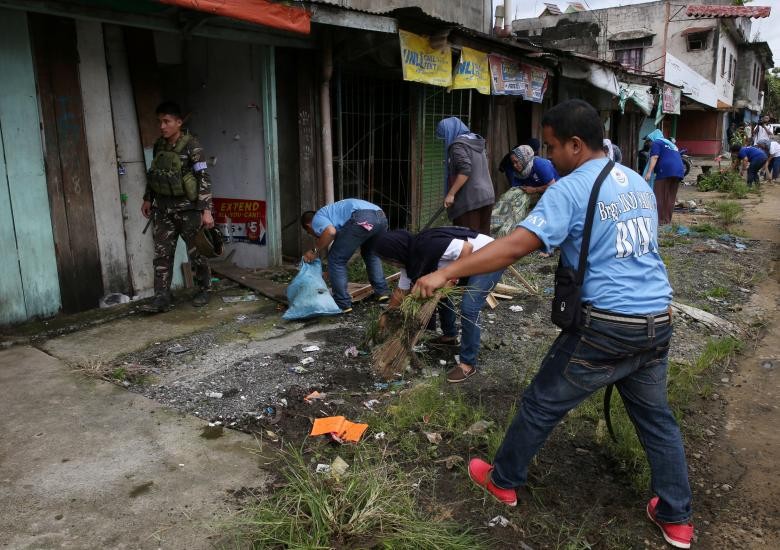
[435,117,471,191]
[646,129,678,151]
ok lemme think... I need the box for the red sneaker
[468,458,517,506]
[646,496,694,549]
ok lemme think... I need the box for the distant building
[512,0,774,155]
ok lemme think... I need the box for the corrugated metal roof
[685,4,771,19]
[541,3,562,16]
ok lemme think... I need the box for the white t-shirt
[754,125,771,144]
[769,141,780,158]
[397,234,494,290]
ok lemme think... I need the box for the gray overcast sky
[499,0,779,67]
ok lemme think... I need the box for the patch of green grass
[705,286,730,299]
[712,200,743,227]
[345,256,397,283]
[696,170,745,195]
[728,181,749,199]
[226,447,486,549]
[690,222,723,238]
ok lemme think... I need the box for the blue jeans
[439,269,504,367]
[327,209,389,309]
[771,157,780,179]
[491,315,692,524]
[747,157,764,186]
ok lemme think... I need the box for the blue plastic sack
[282,259,342,320]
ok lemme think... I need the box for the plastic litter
[463,420,494,436]
[99,293,130,308]
[509,305,524,312]
[282,259,342,320]
[344,345,359,358]
[315,464,331,474]
[289,366,308,374]
[168,343,190,354]
[302,345,321,352]
[310,416,368,443]
[373,432,386,440]
[424,432,442,444]
[205,391,223,398]
[363,399,380,410]
[488,515,510,528]
[221,294,259,303]
[331,456,350,476]
[304,391,326,403]
[300,356,315,365]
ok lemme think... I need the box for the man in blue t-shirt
[731,143,769,187]
[301,198,390,312]
[414,100,694,550]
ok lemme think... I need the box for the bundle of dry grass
[372,287,461,379]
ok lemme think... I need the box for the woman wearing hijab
[602,138,623,164]
[644,129,685,225]
[507,145,558,195]
[435,117,495,234]
[375,227,504,384]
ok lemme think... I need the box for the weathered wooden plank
[76,19,130,294]
[31,14,104,312]
[0,9,61,320]
[671,301,742,335]
[0,115,26,324]
[210,261,289,303]
[104,24,154,296]
[260,45,282,266]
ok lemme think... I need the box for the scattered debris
[302,345,320,353]
[424,432,443,444]
[265,430,279,442]
[168,343,190,354]
[310,416,369,443]
[330,456,350,476]
[373,432,386,440]
[200,424,223,439]
[99,293,130,308]
[488,515,510,528]
[304,391,326,403]
[235,315,247,321]
[344,345,359,358]
[315,464,331,474]
[463,420,494,436]
[221,294,259,303]
[289,366,308,374]
[760,360,775,370]
[671,301,742,335]
[363,399,380,411]
[435,455,464,470]
[205,391,223,398]
[509,305,524,312]
[300,356,315,365]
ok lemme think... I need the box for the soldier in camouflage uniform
[141,101,214,312]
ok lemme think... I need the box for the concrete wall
[735,49,764,112]
[183,37,269,268]
[313,0,493,33]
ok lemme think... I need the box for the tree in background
[766,68,780,122]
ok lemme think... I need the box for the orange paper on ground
[310,416,368,442]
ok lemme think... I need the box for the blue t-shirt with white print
[519,158,672,315]
[311,198,381,236]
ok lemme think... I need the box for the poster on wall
[488,54,548,102]
[452,46,491,95]
[398,29,452,87]
[662,84,681,115]
[213,198,267,246]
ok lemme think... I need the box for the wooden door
[30,14,103,312]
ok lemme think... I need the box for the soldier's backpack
[147,135,198,201]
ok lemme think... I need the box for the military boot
[141,291,172,313]
[192,288,210,307]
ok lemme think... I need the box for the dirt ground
[92,183,776,547]
[3,178,778,549]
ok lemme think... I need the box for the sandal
[446,364,476,383]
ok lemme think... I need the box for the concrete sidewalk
[0,345,267,549]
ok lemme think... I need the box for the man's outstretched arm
[413,227,542,298]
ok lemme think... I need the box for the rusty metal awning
[686,4,771,19]
[157,0,311,34]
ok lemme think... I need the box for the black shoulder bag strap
[576,159,615,286]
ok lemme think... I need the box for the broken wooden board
[210,259,290,303]
[506,265,539,293]
[348,272,401,302]
[492,293,513,300]
[181,262,194,289]
[494,282,523,295]
[671,301,742,335]
[485,292,499,309]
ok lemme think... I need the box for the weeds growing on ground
[696,170,745,196]
[712,200,744,227]
[226,446,486,549]
[346,256,397,282]
[705,286,730,299]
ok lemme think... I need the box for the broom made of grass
[372,286,460,380]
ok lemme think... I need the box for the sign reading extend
[399,29,452,87]
[213,198,266,246]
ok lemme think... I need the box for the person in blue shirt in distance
[731,142,769,187]
[506,144,558,195]
[644,129,685,225]
[413,99,694,550]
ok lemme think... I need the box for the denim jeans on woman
[327,209,389,309]
[747,157,765,186]
[438,269,504,367]
[490,315,692,524]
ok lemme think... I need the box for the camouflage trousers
[153,208,210,294]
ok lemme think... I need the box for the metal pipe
[503,0,512,34]
[320,33,335,204]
